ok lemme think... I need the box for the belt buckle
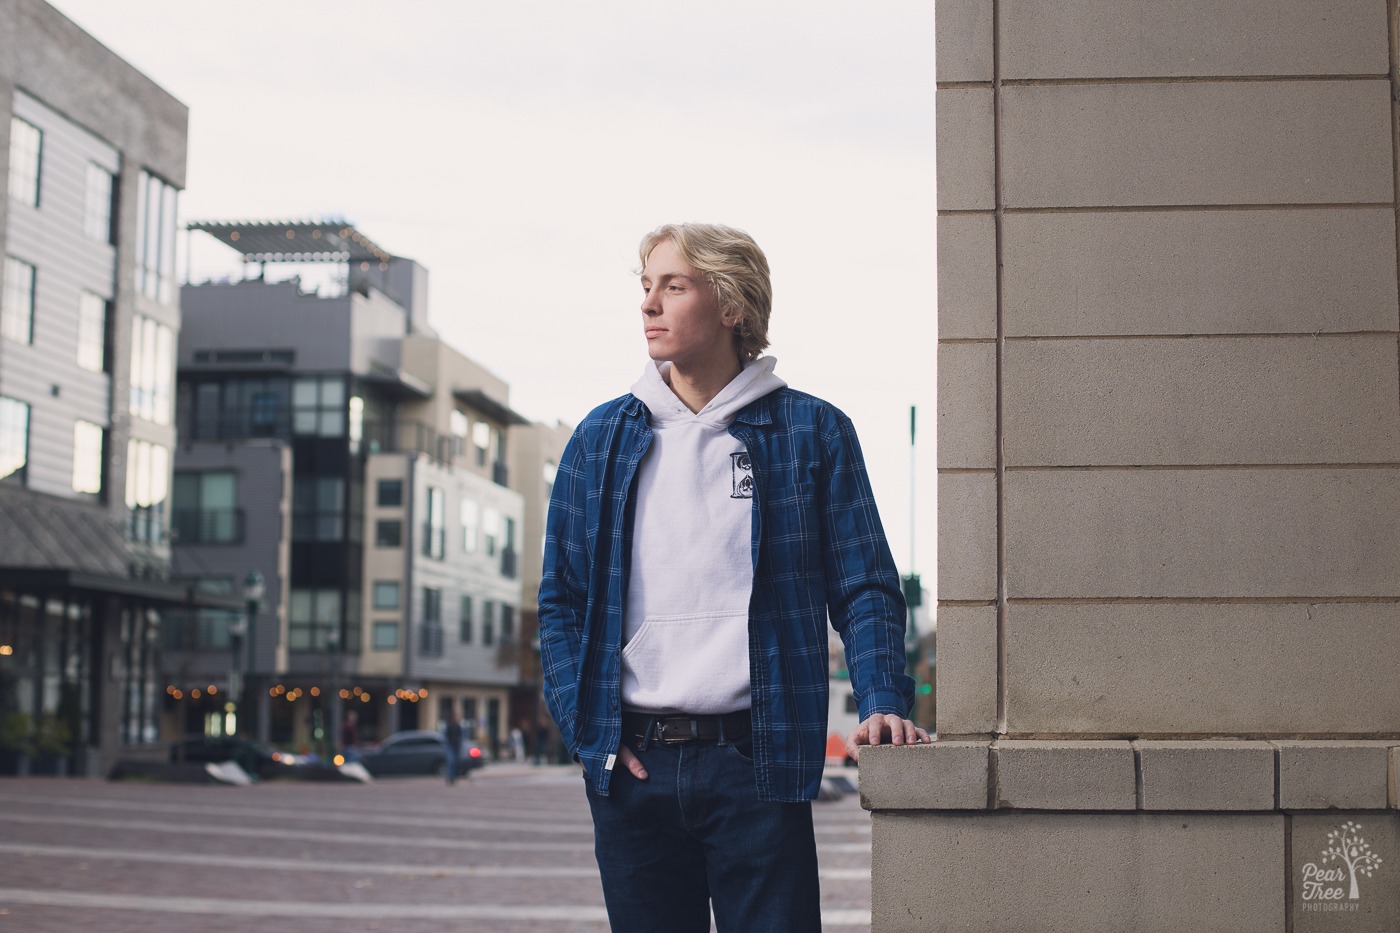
[655,718,697,745]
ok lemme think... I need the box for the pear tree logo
[1300,820,1384,910]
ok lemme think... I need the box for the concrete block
[937,212,996,339]
[1291,813,1399,932]
[859,741,989,810]
[1136,741,1276,811]
[871,810,1284,932]
[994,740,1135,810]
[936,87,995,211]
[936,471,997,601]
[935,0,993,83]
[933,605,998,735]
[1002,335,1400,467]
[1000,0,1389,79]
[1001,81,1393,208]
[937,342,996,469]
[1004,603,1400,736]
[1278,742,1393,811]
[1004,468,1400,598]
[1001,207,1400,337]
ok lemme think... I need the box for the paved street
[0,765,873,932]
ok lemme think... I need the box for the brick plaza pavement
[0,764,873,932]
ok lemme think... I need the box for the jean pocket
[724,733,756,764]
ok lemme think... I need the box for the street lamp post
[326,626,341,761]
[227,614,245,737]
[242,570,265,741]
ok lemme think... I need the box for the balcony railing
[172,508,244,545]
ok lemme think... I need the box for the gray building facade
[173,223,526,755]
[0,0,204,777]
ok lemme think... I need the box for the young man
[539,223,925,932]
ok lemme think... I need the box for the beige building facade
[865,2,1400,930]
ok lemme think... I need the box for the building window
[423,486,445,559]
[289,589,340,651]
[136,170,178,304]
[375,519,402,548]
[420,587,443,657]
[500,605,515,645]
[2,256,35,345]
[171,471,239,544]
[125,438,170,543]
[461,498,478,553]
[77,291,108,372]
[377,479,403,507]
[373,581,400,610]
[292,376,345,437]
[450,409,468,456]
[8,117,41,207]
[481,600,495,647]
[472,420,492,467]
[0,396,30,484]
[544,459,557,499]
[483,506,501,557]
[292,476,345,541]
[372,622,399,651]
[459,595,474,644]
[72,420,105,495]
[84,163,115,243]
[129,315,174,425]
[502,516,519,578]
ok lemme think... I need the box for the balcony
[172,508,244,545]
[364,419,455,465]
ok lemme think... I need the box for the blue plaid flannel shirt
[538,386,913,802]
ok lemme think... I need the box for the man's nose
[641,293,661,315]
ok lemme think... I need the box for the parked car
[356,730,485,777]
[169,735,301,779]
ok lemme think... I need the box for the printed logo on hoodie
[731,452,754,499]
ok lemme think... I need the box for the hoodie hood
[630,357,787,427]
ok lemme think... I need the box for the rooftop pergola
[187,220,393,266]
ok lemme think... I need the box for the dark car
[169,735,301,779]
[356,730,485,777]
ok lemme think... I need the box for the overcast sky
[52,0,938,582]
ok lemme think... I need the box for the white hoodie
[622,356,788,713]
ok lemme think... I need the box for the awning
[452,389,530,426]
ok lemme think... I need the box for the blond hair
[638,223,772,362]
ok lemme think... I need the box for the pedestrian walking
[539,223,927,932]
[443,709,463,785]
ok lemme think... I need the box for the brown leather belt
[622,710,751,745]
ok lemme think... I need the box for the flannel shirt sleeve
[820,410,915,721]
[537,426,589,752]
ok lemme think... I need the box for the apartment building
[0,0,203,776]
[505,419,572,758]
[171,221,527,755]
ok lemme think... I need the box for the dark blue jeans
[584,731,821,932]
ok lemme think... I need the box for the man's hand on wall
[845,714,930,761]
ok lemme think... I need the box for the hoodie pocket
[621,610,750,712]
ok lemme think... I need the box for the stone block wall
[873,1,1400,929]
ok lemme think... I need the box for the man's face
[640,238,735,372]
